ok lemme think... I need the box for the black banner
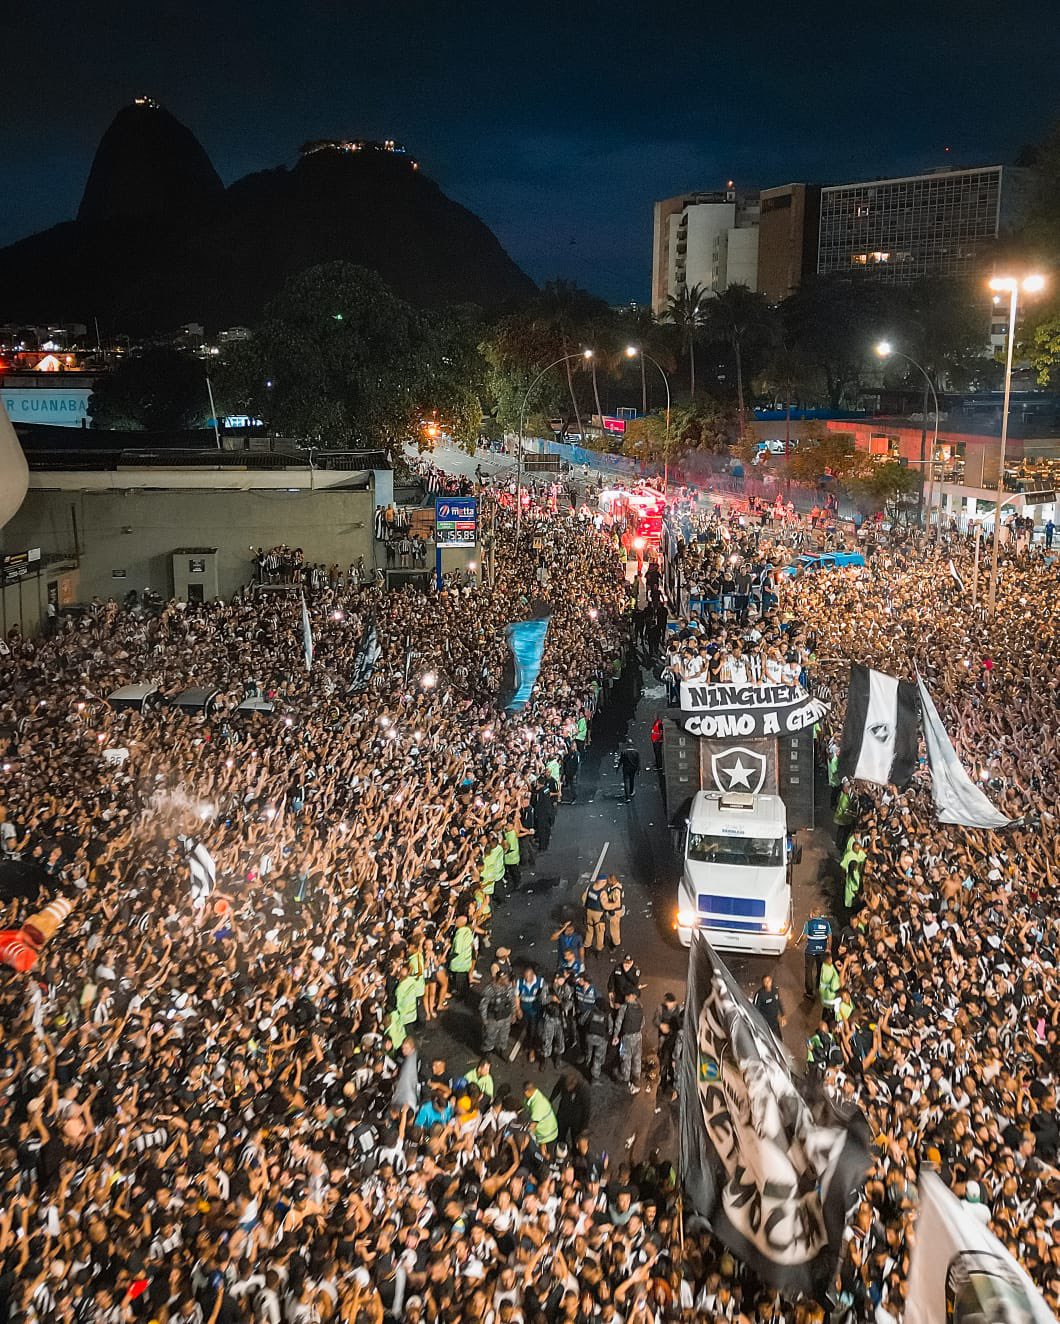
[679,935,870,1301]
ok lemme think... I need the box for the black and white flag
[906,1172,1054,1324]
[915,673,1012,829]
[184,839,216,903]
[300,595,314,673]
[347,620,382,694]
[837,664,919,788]
[679,935,870,1301]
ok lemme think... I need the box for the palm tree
[665,283,710,399]
[704,285,776,436]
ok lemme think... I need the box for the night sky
[3,0,1057,303]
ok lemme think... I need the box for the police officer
[797,906,833,998]
[479,972,517,1057]
[612,991,644,1094]
[573,971,598,1057]
[653,992,683,1098]
[752,974,785,1041]
[583,874,606,953]
[540,989,566,1069]
[584,998,610,1082]
[600,875,625,951]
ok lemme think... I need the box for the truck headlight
[766,919,791,935]
[677,908,696,929]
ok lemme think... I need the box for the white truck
[675,790,792,955]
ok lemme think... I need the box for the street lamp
[875,341,940,531]
[517,349,593,538]
[626,346,672,492]
[985,273,1046,616]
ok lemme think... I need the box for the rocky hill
[0,101,535,330]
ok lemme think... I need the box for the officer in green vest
[502,825,521,897]
[448,914,475,1000]
[819,950,841,1016]
[575,712,588,750]
[840,836,867,919]
[480,835,506,899]
[522,1081,559,1149]
[386,1008,407,1050]
[827,744,841,808]
[393,972,421,1034]
[833,780,859,854]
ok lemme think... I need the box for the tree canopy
[88,348,211,432]
[214,262,486,450]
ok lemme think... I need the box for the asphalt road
[415,648,830,1163]
[411,440,832,1160]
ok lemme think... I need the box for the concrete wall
[725,227,760,291]
[0,565,79,638]
[4,486,376,602]
[684,202,734,294]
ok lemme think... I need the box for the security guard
[522,1081,559,1150]
[797,907,833,998]
[840,836,867,919]
[583,873,606,953]
[600,875,625,951]
[819,950,841,1016]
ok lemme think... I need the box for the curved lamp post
[625,346,672,492]
[517,349,593,537]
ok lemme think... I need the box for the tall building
[651,189,760,316]
[757,183,821,301]
[816,164,1034,282]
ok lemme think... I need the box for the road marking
[591,841,609,881]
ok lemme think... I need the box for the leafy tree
[844,460,920,516]
[213,262,482,452]
[1027,308,1060,385]
[887,278,997,392]
[782,276,888,409]
[665,283,710,399]
[89,348,211,431]
[481,280,606,434]
[702,285,776,433]
[782,432,867,485]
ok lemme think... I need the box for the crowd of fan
[0,487,805,1324]
[792,530,1060,1318]
[3,457,1059,1324]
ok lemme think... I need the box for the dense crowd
[790,529,1060,1318]
[2,490,704,1324]
[3,451,1060,1324]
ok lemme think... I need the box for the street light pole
[983,274,1046,615]
[874,343,939,531]
[517,350,592,539]
[626,347,671,493]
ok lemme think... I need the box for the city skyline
[2,0,1058,304]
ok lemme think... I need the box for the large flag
[915,673,1011,829]
[837,664,919,788]
[183,839,216,903]
[300,595,314,672]
[906,1172,1054,1324]
[679,935,870,1301]
[348,620,382,694]
[497,607,551,712]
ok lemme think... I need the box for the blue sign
[435,496,478,547]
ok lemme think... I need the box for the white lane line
[591,841,610,881]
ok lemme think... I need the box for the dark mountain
[0,102,534,331]
[78,98,224,225]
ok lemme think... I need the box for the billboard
[435,496,478,547]
[2,388,91,427]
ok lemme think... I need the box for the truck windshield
[687,833,783,867]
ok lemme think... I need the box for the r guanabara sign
[673,681,828,738]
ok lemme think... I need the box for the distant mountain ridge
[0,100,535,331]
